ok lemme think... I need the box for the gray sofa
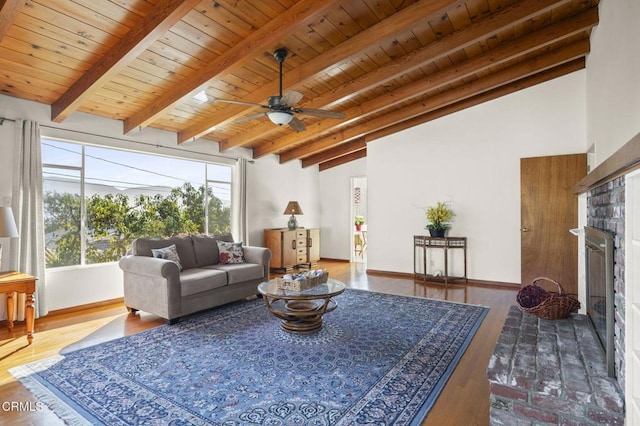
[118,234,271,324]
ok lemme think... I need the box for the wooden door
[520,154,586,294]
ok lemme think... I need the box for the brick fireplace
[587,176,625,390]
[487,168,629,425]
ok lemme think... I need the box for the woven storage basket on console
[516,277,580,320]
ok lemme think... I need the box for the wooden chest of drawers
[264,228,320,273]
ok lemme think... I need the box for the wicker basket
[276,271,329,291]
[516,277,580,320]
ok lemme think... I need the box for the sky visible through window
[42,138,231,205]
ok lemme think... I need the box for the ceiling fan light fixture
[268,111,293,126]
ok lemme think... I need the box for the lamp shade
[0,207,18,238]
[268,111,294,126]
[283,201,303,215]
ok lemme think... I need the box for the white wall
[318,158,367,259]
[586,0,640,165]
[247,155,320,246]
[0,95,319,312]
[321,71,588,283]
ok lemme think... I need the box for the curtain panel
[10,119,47,319]
[232,158,248,245]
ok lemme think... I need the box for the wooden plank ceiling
[0,0,599,170]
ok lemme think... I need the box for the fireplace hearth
[584,226,615,377]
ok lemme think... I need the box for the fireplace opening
[584,226,615,378]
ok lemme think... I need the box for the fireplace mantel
[575,131,640,193]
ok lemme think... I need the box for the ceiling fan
[210,48,346,132]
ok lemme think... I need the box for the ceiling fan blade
[281,90,304,106]
[295,108,346,119]
[233,112,267,124]
[288,116,306,132]
[210,96,268,109]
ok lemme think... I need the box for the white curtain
[10,119,47,319]
[232,158,248,244]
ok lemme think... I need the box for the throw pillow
[217,240,245,264]
[151,244,183,271]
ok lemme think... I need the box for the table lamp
[0,206,19,269]
[283,201,303,230]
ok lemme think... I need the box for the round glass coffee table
[257,278,346,334]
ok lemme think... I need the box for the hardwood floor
[0,260,518,425]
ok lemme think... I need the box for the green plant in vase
[354,215,365,230]
[425,202,454,237]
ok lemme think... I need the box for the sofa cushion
[151,244,183,271]
[179,268,228,297]
[132,237,197,270]
[192,235,219,267]
[217,241,245,264]
[192,234,237,267]
[206,263,264,285]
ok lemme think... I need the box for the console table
[414,236,467,284]
[1,271,37,344]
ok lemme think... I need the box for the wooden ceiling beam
[260,9,597,160]
[318,148,367,171]
[274,39,590,162]
[0,0,23,43]
[124,0,341,135]
[50,0,201,123]
[315,59,584,172]
[220,0,575,151]
[301,138,366,167]
[178,0,468,144]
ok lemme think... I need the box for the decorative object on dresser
[264,228,320,273]
[283,201,303,230]
[0,206,19,267]
[425,201,455,238]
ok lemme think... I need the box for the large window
[42,139,232,268]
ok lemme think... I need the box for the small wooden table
[1,271,37,344]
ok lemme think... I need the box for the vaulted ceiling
[0,0,599,170]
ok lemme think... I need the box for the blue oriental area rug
[12,289,488,425]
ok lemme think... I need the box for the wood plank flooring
[0,260,518,425]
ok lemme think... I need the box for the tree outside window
[42,139,232,268]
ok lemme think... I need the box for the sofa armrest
[242,246,271,265]
[242,246,271,279]
[118,255,182,321]
[119,255,180,279]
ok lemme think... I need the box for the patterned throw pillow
[151,244,183,271]
[217,240,245,264]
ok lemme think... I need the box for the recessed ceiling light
[193,90,208,104]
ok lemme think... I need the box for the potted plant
[354,215,365,231]
[425,202,454,238]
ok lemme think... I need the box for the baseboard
[367,268,520,288]
[366,269,414,279]
[319,258,350,263]
[47,297,125,317]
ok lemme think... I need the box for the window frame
[42,137,234,269]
